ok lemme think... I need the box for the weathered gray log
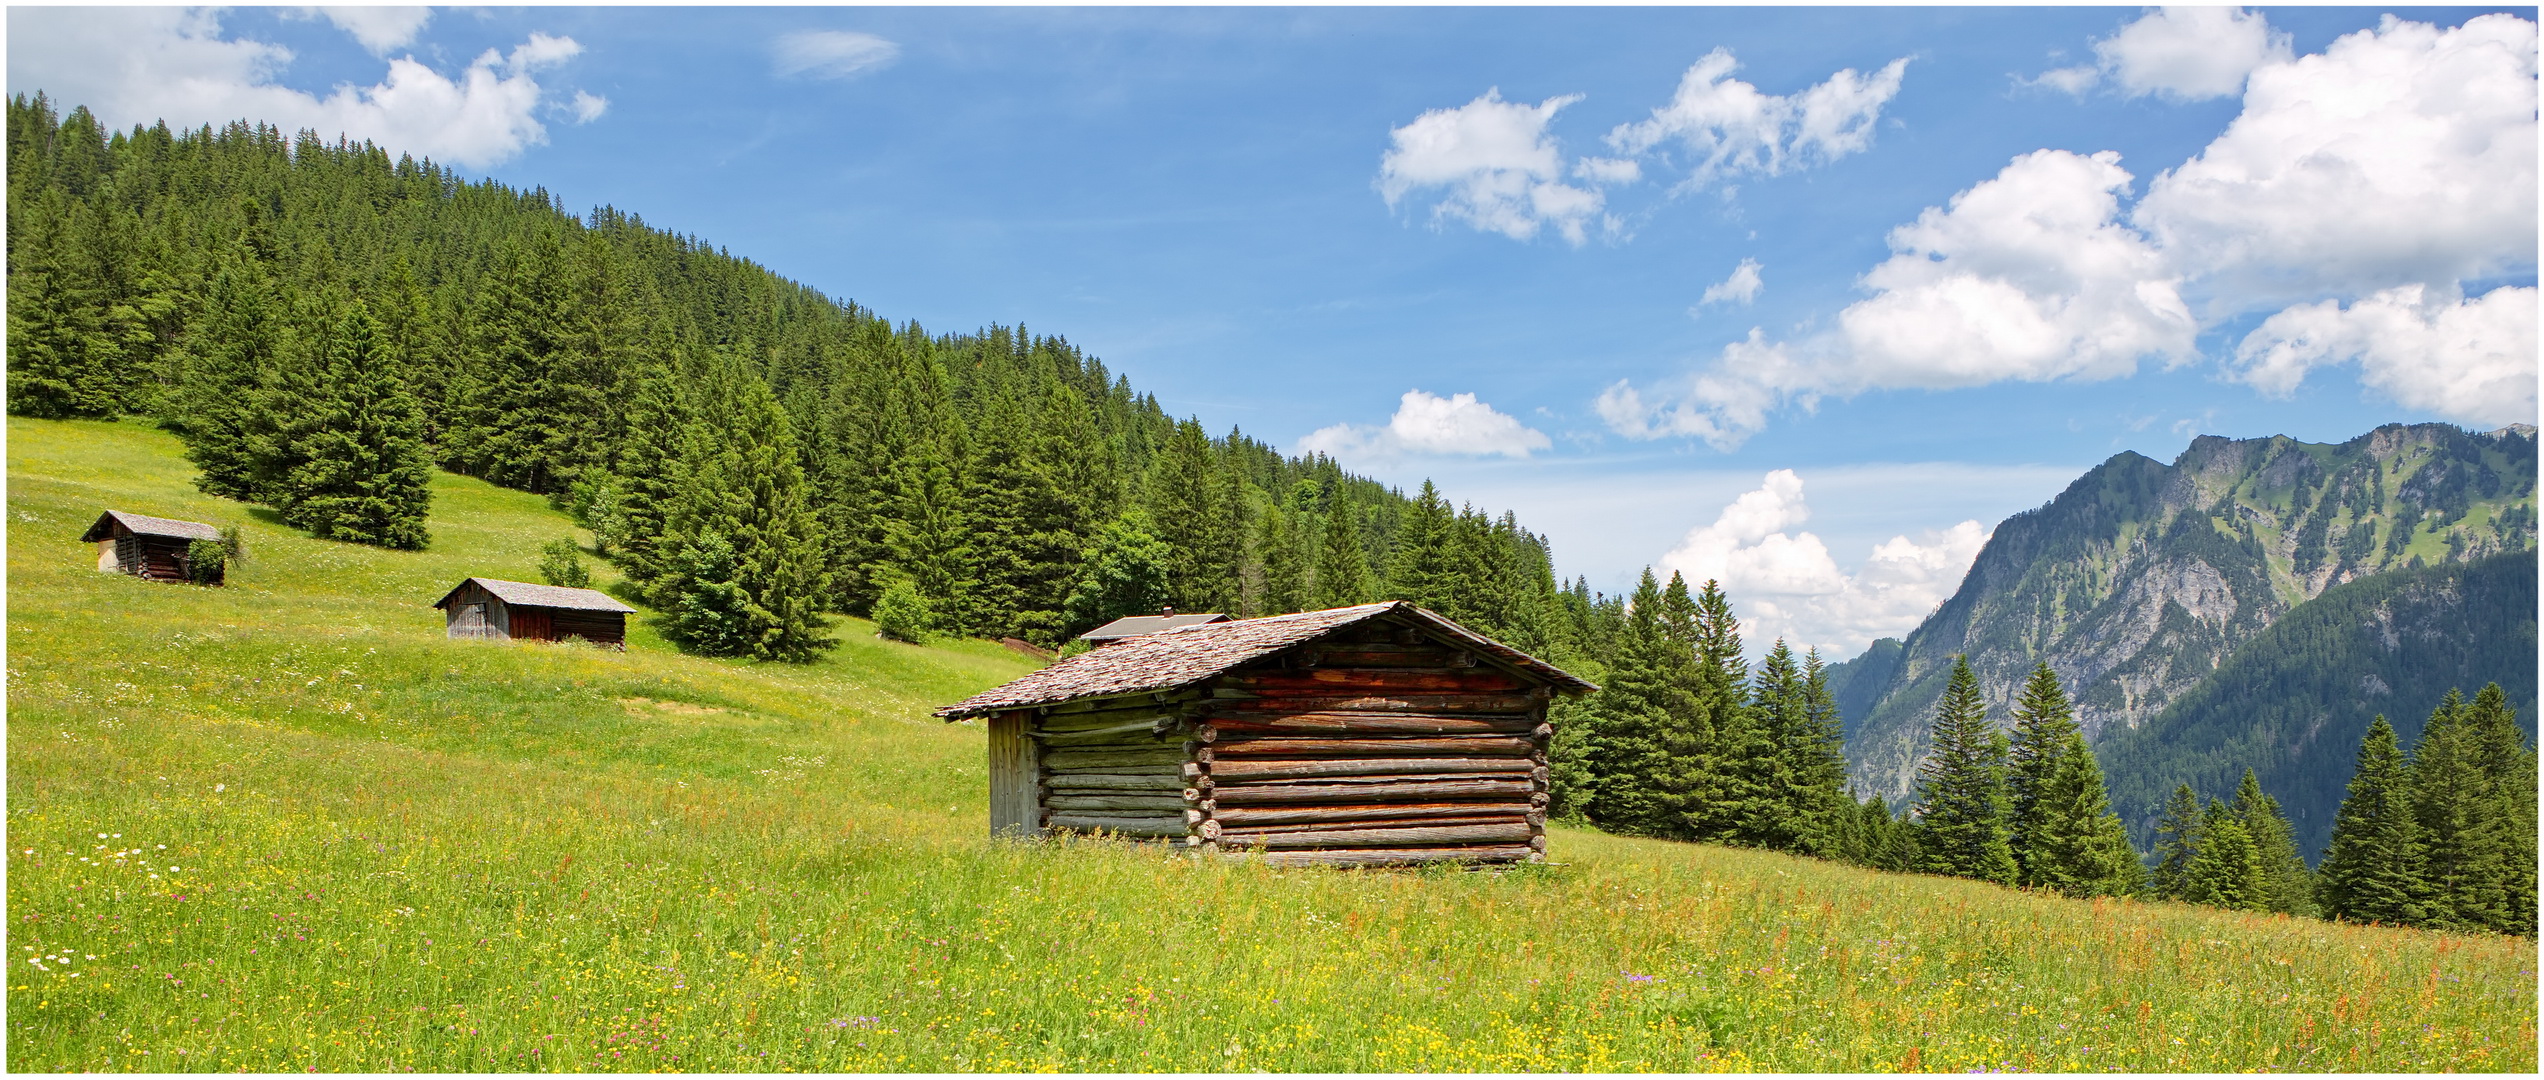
[1221,843,1538,868]
[1042,747,1187,770]
[1210,692,1541,714]
[1043,762,1184,777]
[1207,757,1535,781]
[1046,814,1190,837]
[1216,821,1535,849]
[1039,772,1187,790]
[1044,689,1204,717]
[1034,719,1175,744]
[1212,801,1535,827]
[1202,712,1538,737]
[1207,735,1535,758]
[1209,777,1537,805]
[1045,794,1190,812]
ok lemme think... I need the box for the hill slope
[2096,550,2539,857]
[7,417,2532,1072]
[1838,423,2537,803]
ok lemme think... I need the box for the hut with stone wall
[935,601,1595,867]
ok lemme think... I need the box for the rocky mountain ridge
[1837,422,2537,802]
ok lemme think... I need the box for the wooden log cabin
[80,510,224,584]
[935,601,1596,867]
[433,577,634,648]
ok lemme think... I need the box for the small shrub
[539,538,591,589]
[184,525,245,585]
[873,580,934,644]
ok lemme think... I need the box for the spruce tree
[2409,690,2507,932]
[2463,683,2538,934]
[2227,768,2314,916]
[1911,657,2017,884]
[169,253,289,500]
[6,185,127,418]
[2150,783,2204,900]
[1582,569,1691,837]
[1792,649,1854,857]
[266,302,432,549]
[1679,577,1749,843]
[658,352,833,661]
[2317,715,2429,926]
[1386,479,1454,610]
[1255,501,1309,615]
[2025,732,2142,897]
[2006,662,2080,886]
[1063,510,1173,634]
[1311,497,1374,608]
[2183,799,2267,911]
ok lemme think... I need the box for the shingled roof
[433,577,636,614]
[935,600,1595,720]
[80,510,222,543]
[1079,611,1229,642]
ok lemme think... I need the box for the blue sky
[11,5,2535,658]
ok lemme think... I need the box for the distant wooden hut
[935,601,1596,867]
[433,577,634,648]
[80,510,224,584]
[1078,610,1229,645]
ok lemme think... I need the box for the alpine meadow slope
[9,417,2535,1072]
[1834,424,2539,821]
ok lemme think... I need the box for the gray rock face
[1837,422,2538,803]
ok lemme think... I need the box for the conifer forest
[8,95,2535,935]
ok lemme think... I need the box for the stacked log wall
[1188,622,1552,868]
[1030,690,1207,843]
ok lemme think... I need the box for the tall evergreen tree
[2317,715,2429,926]
[1791,649,1854,857]
[1386,479,1454,610]
[169,252,288,499]
[2462,683,2538,934]
[2005,662,2080,886]
[1680,577,1751,843]
[2150,783,2204,901]
[1582,569,1692,837]
[2409,689,2508,932]
[1064,510,1173,634]
[1255,500,1309,616]
[2026,733,2143,897]
[2227,767,2314,916]
[1311,497,1374,608]
[657,352,833,661]
[2182,798,2267,911]
[1911,657,2018,884]
[265,302,432,549]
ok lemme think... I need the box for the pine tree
[1255,501,1309,615]
[1145,418,1238,612]
[590,350,693,589]
[1311,497,1374,608]
[2183,799,2267,911]
[2317,715,2428,926]
[1387,480,1454,610]
[266,302,432,549]
[2006,663,2079,887]
[2463,683,2538,934]
[658,352,833,661]
[2150,783,2204,900]
[2409,689,2507,932]
[169,253,289,499]
[7,184,128,418]
[1791,649,1853,857]
[1583,569,1691,837]
[1911,657,2017,884]
[2227,767,2313,916]
[1679,576,1749,843]
[2019,731,2142,897]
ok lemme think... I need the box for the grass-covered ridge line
[8,417,2535,1072]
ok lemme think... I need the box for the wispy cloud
[772,30,901,80]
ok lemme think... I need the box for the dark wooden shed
[80,510,223,584]
[433,577,634,648]
[935,601,1596,867]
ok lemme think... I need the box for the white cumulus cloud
[1604,11,2537,446]
[1698,258,1764,308]
[2038,7,2293,101]
[307,6,433,56]
[1607,49,1910,190]
[1299,390,1553,462]
[1378,89,1612,246]
[2233,285,2538,426]
[6,8,589,169]
[1658,470,1990,658]
[772,30,901,80]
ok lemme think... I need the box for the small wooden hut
[433,577,634,648]
[1078,610,1228,645]
[935,601,1596,867]
[80,510,223,584]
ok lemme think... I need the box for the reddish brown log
[1223,844,1538,867]
[1208,735,1535,758]
[1202,712,1537,737]
[1224,669,1526,694]
[1216,821,1534,849]
[1291,644,1475,668]
[1211,801,1535,827]
[1209,777,1536,805]
[1208,757,1535,781]
[1211,692,1541,715]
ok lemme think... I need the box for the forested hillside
[1836,425,2538,803]
[2098,550,2539,857]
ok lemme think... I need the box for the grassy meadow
[6,416,2536,1072]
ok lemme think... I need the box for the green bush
[538,537,591,589]
[183,525,244,585]
[874,579,935,644]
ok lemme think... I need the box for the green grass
[8,416,2535,1072]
